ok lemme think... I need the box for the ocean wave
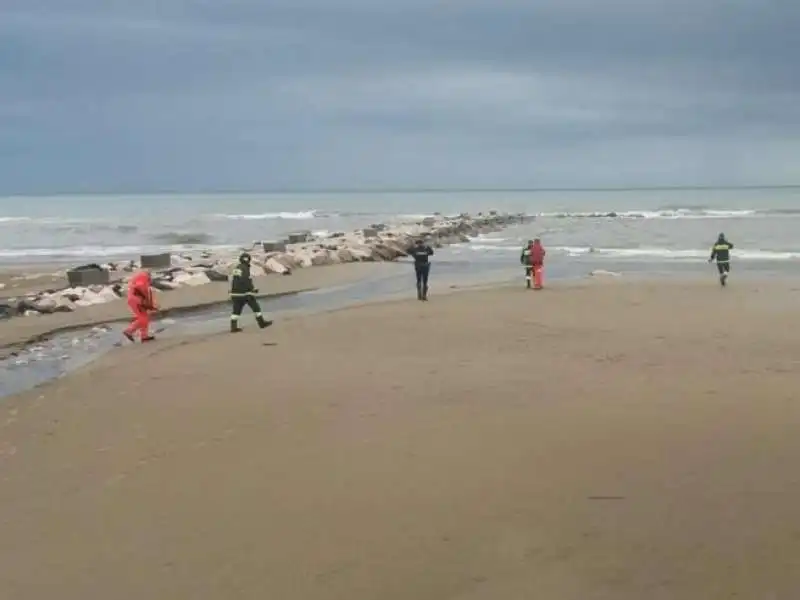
[149,232,215,245]
[761,208,800,215]
[461,243,800,261]
[0,216,141,229]
[0,242,239,260]
[556,246,800,261]
[0,245,154,259]
[533,208,759,220]
[211,210,320,220]
[395,214,441,221]
[49,223,139,234]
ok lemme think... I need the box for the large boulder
[264,257,290,274]
[53,295,77,312]
[310,250,335,267]
[272,253,300,270]
[348,246,376,261]
[369,244,402,261]
[204,268,229,282]
[336,248,356,263]
[32,295,58,314]
[295,251,314,268]
[173,271,212,287]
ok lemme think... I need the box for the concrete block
[262,240,287,253]
[287,231,311,244]
[421,217,436,226]
[362,228,378,238]
[140,252,172,269]
[67,267,110,287]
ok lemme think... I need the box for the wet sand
[0,265,71,296]
[2,279,800,599]
[0,262,396,357]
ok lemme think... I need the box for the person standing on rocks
[123,270,158,343]
[409,238,434,301]
[230,252,273,333]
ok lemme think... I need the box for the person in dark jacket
[708,233,734,286]
[519,239,546,289]
[229,252,272,332]
[409,238,434,300]
[520,240,534,288]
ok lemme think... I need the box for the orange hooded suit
[124,271,156,341]
[530,239,545,289]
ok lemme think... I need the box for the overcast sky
[2,0,799,193]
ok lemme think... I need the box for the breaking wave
[530,207,800,220]
[532,208,758,219]
[212,210,320,220]
[149,232,215,245]
[462,243,800,261]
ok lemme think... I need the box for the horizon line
[1,184,800,197]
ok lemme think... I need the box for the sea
[1,188,800,279]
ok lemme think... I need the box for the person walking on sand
[409,238,434,301]
[520,238,546,289]
[230,252,272,333]
[708,233,734,287]
[123,270,158,343]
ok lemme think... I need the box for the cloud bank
[1,0,799,192]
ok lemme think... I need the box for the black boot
[422,285,429,301]
[230,319,242,333]
[256,315,273,329]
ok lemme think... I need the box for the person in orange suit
[123,270,158,342]
[530,238,546,289]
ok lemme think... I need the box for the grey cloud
[0,0,798,193]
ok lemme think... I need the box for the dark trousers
[716,262,730,275]
[415,264,430,297]
[231,294,262,316]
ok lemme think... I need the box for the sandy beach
[2,278,800,599]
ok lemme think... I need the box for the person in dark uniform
[409,238,434,300]
[520,239,533,288]
[229,252,273,332]
[708,233,734,286]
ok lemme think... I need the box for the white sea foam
[0,243,237,260]
[533,208,761,220]
[555,246,800,261]
[459,243,800,261]
[212,210,319,220]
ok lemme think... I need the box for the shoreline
[3,262,796,360]
[0,262,396,359]
[3,270,797,400]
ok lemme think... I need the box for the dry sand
[0,262,395,356]
[2,278,800,599]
